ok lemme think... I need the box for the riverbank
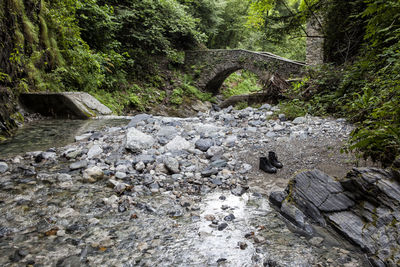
[0,105,371,266]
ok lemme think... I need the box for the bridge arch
[184,49,306,95]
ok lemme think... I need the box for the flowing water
[0,118,129,158]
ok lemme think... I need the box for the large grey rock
[0,162,9,173]
[206,146,224,159]
[327,211,376,253]
[127,114,152,128]
[292,170,354,213]
[165,136,191,151]
[269,191,287,208]
[272,168,400,266]
[342,168,400,207]
[281,201,306,229]
[292,116,307,124]
[163,157,180,174]
[195,138,214,152]
[156,126,178,139]
[69,160,88,170]
[125,128,155,153]
[87,145,103,159]
[191,100,212,113]
[260,104,271,110]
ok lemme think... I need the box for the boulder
[125,128,155,153]
[69,160,88,170]
[87,145,103,159]
[163,157,180,174]
[127,114,152,128]
[165,136,191,151]
[292,116,307,124]
[83,166,104,182]
[0,162,9,173]
[195,138,214,152]
[191,100,212,113]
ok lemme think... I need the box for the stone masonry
[185,49,306,94]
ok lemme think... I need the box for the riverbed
[0,106,370,266]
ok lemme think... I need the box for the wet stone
[87,144,103,159]
[218,222,228,231]
[135,161,146,171]
[69,160,88,170]
[210,159,227,169]
[169,210,183,218]
[83,166,103,181]
[231,185,246,196]
[0,106,370,267]
[211,178,222,185]
[238,241,248,250]
[0,162,9,173]
[224,213,235,221]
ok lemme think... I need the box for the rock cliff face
[0,0,43,137]
[0,88,18,139]
[270,168,400,267]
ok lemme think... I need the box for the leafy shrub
[278,99,309,120]
[235,101,248,110]
[222,71,263,98]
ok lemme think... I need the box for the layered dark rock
[270,168,400,267]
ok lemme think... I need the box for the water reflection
[0,118,128,158]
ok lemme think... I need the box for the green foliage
[170,88,184,105]
[279,0,400,166]
[0,71,11,83]
[170,74,214,105]
[207,0,250,49]
[76,2,119,51]
[177,0,223,41]
[278,99,309,120]
[111,0,204,64]
[222,71,263,98]
[235,101,248,110]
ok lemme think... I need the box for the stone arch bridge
[184,49,306,94]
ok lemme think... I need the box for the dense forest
[0,0,399,166]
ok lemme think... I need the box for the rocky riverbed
[0,105,372,266]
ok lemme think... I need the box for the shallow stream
[0,118,128,158]
[0,116,370,266]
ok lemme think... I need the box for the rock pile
[0,105,368,266]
